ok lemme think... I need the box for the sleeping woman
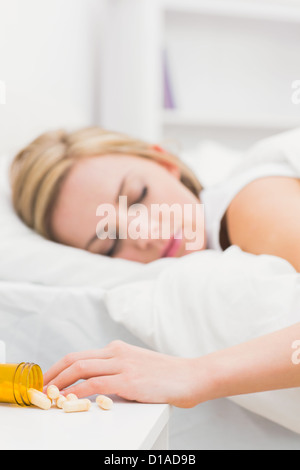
[10,127,300,269]
[10,126,300,407]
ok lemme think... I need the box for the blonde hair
[10,127,202,241]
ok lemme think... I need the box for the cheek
[52,195,97,248]
[161,182,198,208]
[149,173,188,204]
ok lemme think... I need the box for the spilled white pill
[46,385,60,400]
[96,395,113,410]
[62,398,91,413]
[66,393,78,401]
[28,388,52,410]
[56,394,67,409]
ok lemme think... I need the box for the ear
[152,145,181,180]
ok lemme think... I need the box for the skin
[226,176,300,272]
[44,323,300,408]
[51,154,207,263]
[47,156,300,406]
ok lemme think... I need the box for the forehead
[59,154,145,205]
[66,154,135,192]
[51,154,147,246]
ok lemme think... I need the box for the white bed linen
[1,278,300,449]
[0,282,146,367]
[104,245,300,434]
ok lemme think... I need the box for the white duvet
[104,245,300,433]
[1,128,300,436]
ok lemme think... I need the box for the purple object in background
[163,49,176,109]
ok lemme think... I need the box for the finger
[60,375,123,399]
[43,348,114,385]
[44,358,119,391]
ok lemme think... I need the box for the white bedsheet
[1,276,300,449]
[0,282,146,367]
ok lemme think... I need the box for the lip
[161,232,183,258]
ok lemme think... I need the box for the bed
[2,130,300,449]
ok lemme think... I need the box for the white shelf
[162,0,300,23]
[162,109,300,131]
[101,1,300,150]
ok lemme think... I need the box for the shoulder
[226,176,300,266]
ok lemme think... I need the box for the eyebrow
[84,174,127,251]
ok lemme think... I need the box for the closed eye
[105,186,148,257]
[134,185,148,205]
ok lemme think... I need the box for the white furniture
[0,396,170,450]
[100,0,300,150]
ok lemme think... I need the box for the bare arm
[195,322,300,403]
[226,176,300,272]
[44,323,300,408]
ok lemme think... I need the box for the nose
[124,211,163,252]
[134,217,162,251]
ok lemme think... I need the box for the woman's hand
[43,323,300,409]
[43,341,207,408]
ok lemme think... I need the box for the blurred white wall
[1,0,300,157]
[0,0,103,156]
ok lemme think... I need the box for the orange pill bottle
[0,362,43,406]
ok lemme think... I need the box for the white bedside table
[0,395,171,450]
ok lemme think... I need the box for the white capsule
[66,393,78,401]
[56,394,67,409]
[28,388,52,410]
[46,385,60,400]
[96,395,113,410]
[62,398,91,413]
